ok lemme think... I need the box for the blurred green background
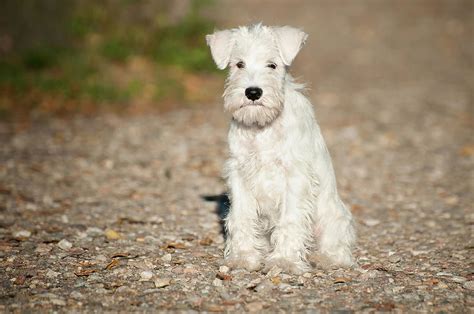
[1,0,471,122]
[0,0,221,120]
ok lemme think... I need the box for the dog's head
[206,24,307,127]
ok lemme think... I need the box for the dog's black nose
[245,87,263,101]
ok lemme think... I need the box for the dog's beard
[224,89,284,127]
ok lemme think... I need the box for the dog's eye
[267,63,277,69]
[236,61,245,69]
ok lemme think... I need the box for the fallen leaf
[459,144,474,157]
[245,301,265,312]
[0,185,12,195]
[105,229,122,240]
[172,258,185,265]
[334,277,351,284]
[443,195,459,206]
[162,242,186,249]
[111,252,130,258]
[351,204,364,212]
[0,243,13,252]
[221,300,240,306]
[216,272,232,281]
[424,278,439,285]
[14,275,26,285]
[202,303,226,312]
[74,268,97,277]
[182,234,196,241]
[375,265,389,272]
[270,276,281,285]
[375,302,396,311]
[78,260,96,267]
[117,217,146,225]
[199,237,213,246]
[105,259,120,270]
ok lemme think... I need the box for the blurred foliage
[0,0,221,119]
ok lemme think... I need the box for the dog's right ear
[206,30,234,70]
[273,26,308,66]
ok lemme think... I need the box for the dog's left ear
[206,30,234,70]
[273,26,308,66]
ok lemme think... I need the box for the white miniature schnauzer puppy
[206,24,355,274]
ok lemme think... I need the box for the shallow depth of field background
[1,0,471,120]
[0,0,221,119]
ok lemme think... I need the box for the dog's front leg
[224,171,265,271]
[265,175,312,274]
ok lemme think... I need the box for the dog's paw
[225,253,262,272]
[309,251,355,269]
[263,257,309,275]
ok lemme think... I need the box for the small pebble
[266,266,282,278]
[140,270,153,281]
[86,227,103,236]
[393,286,404,293]
[70,291,84,300]
[437,282,449,289]
[245,301,264,312]
[13,230,31,239]
[35,244,52,254]
[278,283,292,291]
[57,239,72,250]
[254,279,272,293]
[463,281,474,290]
[436,271,453,276]
[183,265,198,274]
[363,219,380,226]
[161,253,172,262]
[219,265,230,273]
[450,276,466,283]
[154,278,171,288]
[95,255,108,262]
[360,270,380,281]
[212,278,223,287]
[50,298,66,306]
[388,254,402,263]
[281,274,292,280]
[45,269,60,278]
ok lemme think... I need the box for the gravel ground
[1,1,473,312]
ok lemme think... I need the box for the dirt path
[1,1,473,312]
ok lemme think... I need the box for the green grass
[0,0,220,117]
[100,38,133,62]
[0,62,28,92]
[153,10,217,72]
[22,47,60,70]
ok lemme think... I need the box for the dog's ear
[273,26,308,66]
[206,30,234,70]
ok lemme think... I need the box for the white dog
[206,24,355,274]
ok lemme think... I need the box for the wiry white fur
[206,24,355,274]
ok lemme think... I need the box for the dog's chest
[232,129,288,210]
